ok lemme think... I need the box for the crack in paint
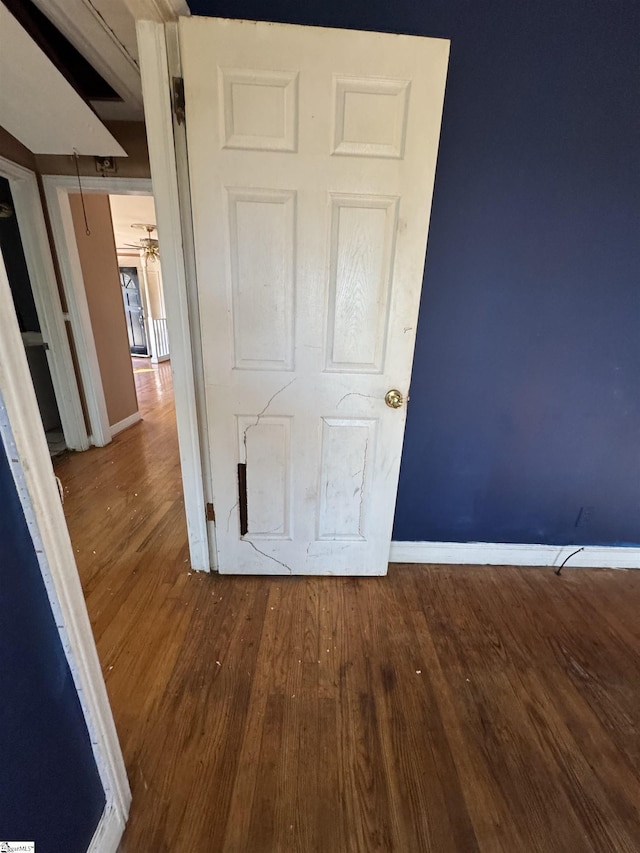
[243,538,293,574]
[226,501,239,532]
[336,391,379,409]
[358,437,369,534]
[243,377,298,458]
[258,524,285,535]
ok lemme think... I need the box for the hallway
[54,364,640,852]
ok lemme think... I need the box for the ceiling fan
[122,223,159,262]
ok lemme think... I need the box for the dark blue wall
[188,0,640,546]
[0,442,105,850]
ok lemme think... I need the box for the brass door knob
[385,389,404,409]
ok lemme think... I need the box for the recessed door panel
[238,415,291,539]
[326,194,398,373]
[228,188,295,371]
[219,68,298,152]
[318,418,376,540]
[332,76,410,159]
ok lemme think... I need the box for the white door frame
[164,19,217,568]
[136,18,213,572]
[0,250,130,852]
[42,174,154,447]
[0,156,89,451]
[43,165,212,571]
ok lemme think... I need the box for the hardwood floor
[54,361,640,852]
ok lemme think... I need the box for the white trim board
[110,411,142,437]
[124,0,190,22]
[137,20,211,572]
[87,801,126,853]
[389,541,640,570]
[0,157,89,451]
[165,21,218,571]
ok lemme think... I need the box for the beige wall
[145,264,165,319]
[69,193,138,427]
[35,121,151,179]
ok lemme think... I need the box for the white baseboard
[389,541,640,570]
[110,411,142,437]
[87,800,126,853]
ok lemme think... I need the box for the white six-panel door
[180,17,449,574]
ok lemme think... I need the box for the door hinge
[206,501,215,523]
[172,76,186,125]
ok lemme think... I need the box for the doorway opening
[42,178,186,594]
[62,189,177,436]
[108,192,173,422]
[0,177,66,457]
[42,163,211,571]
[110,193,170,368]
[42,176,177,446]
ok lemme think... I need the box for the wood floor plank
[411,566,640,853]
[368,578,480,853]
[223,589,285,851]
[52,360,640,852]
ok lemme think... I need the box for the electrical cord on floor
[554,546,585,576]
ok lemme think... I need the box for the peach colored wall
[69,193,138,427]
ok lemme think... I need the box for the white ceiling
[0,6,126,155]
[110,194,157,252]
